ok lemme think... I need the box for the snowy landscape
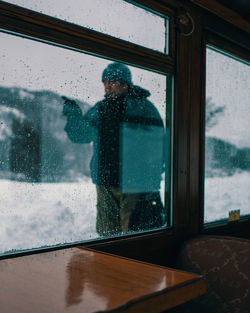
[0,170,249,254]
[0,30,249,256]
[0,85,167,255]
[204,171,250,223]
[0,178,98,254]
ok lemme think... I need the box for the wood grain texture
[0,247,206,313]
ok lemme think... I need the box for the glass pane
[204,46,250,223]
[6,0,168,53]
[0,31,170,255]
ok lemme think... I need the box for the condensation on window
[204,46,250,223]
[0,31,170,254]
[5,0,168,53]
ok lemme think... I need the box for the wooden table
[0,247,206,313]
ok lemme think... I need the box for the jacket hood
[128,85,151,99]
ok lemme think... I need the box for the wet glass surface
[0,31,170,254]
[204,46,250,223]
[6,0,168,53]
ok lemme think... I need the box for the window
[0,0,249,265]
[0,2,172,255]
[5,0,169,53]
[204,46,250,224]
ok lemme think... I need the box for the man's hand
[62,96,82,117]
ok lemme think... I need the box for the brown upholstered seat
[173,235,250,313]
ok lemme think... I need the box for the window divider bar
[0,1,175,74]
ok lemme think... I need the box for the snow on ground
[0,171,249,254]
[204,171,250,223]
[0,178,98,254]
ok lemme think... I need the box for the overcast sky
[1,1,250,147]
[5,0,166,53]
[206,47,250,148]
[1,31,167,122]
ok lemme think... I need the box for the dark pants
[96,186,164,236]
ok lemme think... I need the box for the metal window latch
[176,7,195,36]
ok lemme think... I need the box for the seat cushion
[175,235,250,313]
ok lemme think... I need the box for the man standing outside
[63,62,165,236]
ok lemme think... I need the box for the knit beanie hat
[102,62,132,85]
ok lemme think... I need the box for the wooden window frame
[200,30,250,237]
[0,1,175,73]
[0,0,249,264]
[0,0,178,264]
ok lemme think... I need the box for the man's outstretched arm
[62,97,97,144]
